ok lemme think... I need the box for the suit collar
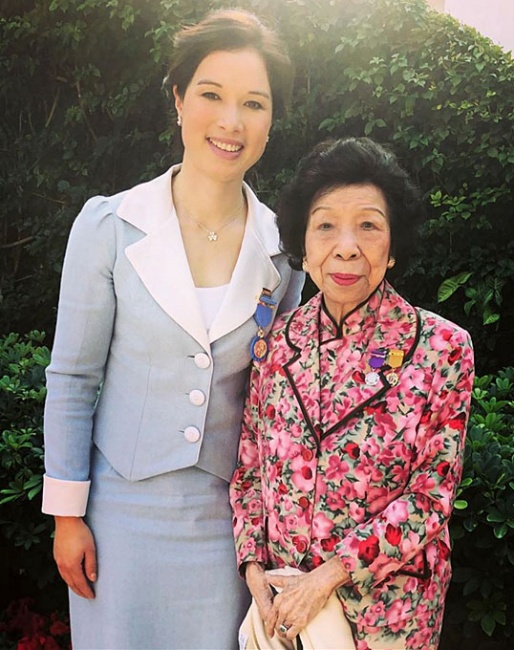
[116,165,281,351]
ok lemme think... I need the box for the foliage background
[1,0,513,648]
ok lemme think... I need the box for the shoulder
[416,307,473,350]
[385,283,473,352]
[64,188,134,266]
[271,293,319,338]
[74,165,177,235]
[72,189,127,234]
[244,182,281,256]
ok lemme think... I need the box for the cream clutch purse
[239,567,356,650]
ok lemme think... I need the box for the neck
[173,161,245,228]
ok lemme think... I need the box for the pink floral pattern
[230,281,474,648]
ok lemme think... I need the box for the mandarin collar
[319,281,386,343]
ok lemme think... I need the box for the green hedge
[1,0,514,646]
[1,0,514,372]
[0,331,512,647]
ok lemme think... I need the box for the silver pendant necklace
[179,196,245,242]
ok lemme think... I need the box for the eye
[361,220,378,230]
[201,91,220,100]
[245,100,265,110]
[318,221,334,231]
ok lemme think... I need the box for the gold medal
[385,349,404,386]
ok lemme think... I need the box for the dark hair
[164,9,293,119]
[277,137,426,272]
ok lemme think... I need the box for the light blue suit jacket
[43,165,304,497]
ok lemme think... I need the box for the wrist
[324,556,349,590]
[54,515,84,530]
[243,561,264,580]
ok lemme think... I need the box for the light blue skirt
[70,447,250,649]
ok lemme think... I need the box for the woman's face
[173,48,272,183]
[304,184,392,322]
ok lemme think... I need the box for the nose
[334,228,360,260]
[217,103,243,132]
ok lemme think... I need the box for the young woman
[42,10,303,649]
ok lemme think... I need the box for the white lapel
[116,166,282,349]
[208,185,281,342]
[117,165,210,351]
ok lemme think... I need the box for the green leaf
[481,612,496,637]
[437,272,472,303]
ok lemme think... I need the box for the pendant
[207,231,218,242]
[365,371,380,386]
[250,335,269,362]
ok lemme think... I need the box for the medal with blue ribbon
[250,288,276,362]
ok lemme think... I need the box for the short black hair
[277,137,425,272]
[164,9,293,119]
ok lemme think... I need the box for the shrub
[1,0,514,374]
[442,368,514,649]
[0,332,63,609]
[1,0,514,643]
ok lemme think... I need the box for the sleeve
[334,326,475,595]
[229,359,269,570]
[42,196,117,516]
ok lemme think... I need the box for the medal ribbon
[250,289,277,362]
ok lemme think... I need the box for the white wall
[444,0,514,54]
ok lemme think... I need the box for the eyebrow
[311,205,387,218]
[196,79,271,99]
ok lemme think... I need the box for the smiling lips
[330,273,361,286]
[208,137,243,153]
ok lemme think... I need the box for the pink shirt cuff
[42,474,91,516]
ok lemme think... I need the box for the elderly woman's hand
[244,561,275,623]
[264,557,349,641]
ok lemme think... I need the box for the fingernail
[90,573,97,581]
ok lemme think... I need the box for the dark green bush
[1,0,514,372]
[1,0,514,643]
[0,331,63,610]
[442,368,514,649]
[0,328,512,646]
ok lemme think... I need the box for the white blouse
[196,284,229,333]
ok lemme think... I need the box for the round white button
[183,426,201,443]
[194,353,211,369]
[189,389,206,406]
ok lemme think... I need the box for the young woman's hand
[53,516,97,599]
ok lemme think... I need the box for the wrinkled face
[173,48,272,183]
[304,184,392,322]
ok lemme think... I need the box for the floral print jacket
[230,281,474,640]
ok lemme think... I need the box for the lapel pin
[365,348,387,386]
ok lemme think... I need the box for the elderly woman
[230,137,474,650]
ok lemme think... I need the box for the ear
[172,85,183,116]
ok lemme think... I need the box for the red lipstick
[330,274,360,286]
